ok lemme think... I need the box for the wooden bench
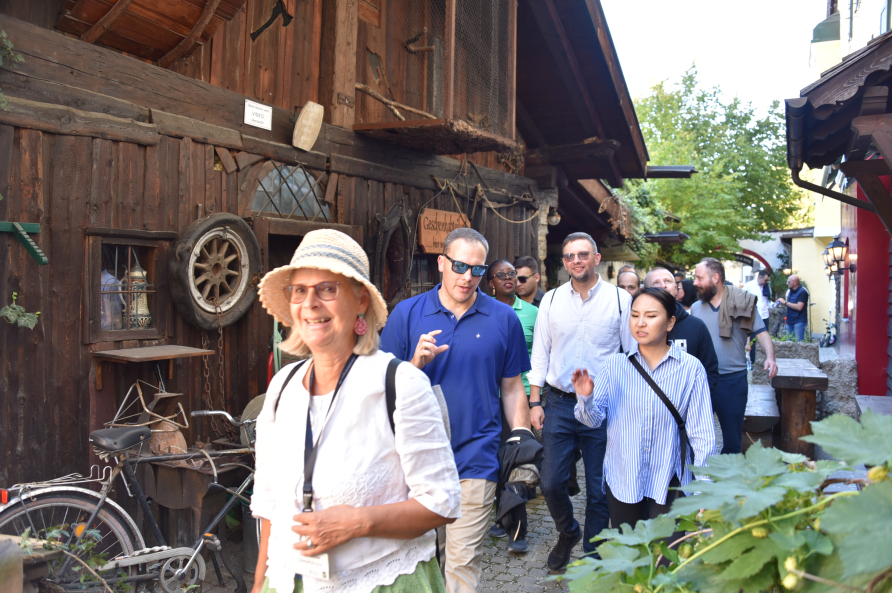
[856,395,892,418]
[770,358,829,458]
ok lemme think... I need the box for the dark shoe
[488,523,507,538]
[508,538,529,555]
[547,531,582,571]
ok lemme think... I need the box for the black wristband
[529,401,542,408]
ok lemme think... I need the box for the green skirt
[259,559,445,593]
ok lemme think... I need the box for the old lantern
[129,263,153,330]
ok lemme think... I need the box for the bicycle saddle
[89,426,152,452]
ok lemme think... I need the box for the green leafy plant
[0,27,23,111]
[18,525,130,593]
[0,292,40,329]
[559,410,892,592]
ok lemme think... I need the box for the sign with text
[244,99,273,130]
[417,208,470,253]
[733,253,755,267]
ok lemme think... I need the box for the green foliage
[561,411,892,592]
[0,292,40,329]
[618,68,808,269]
[18,525,130,592]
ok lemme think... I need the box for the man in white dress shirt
[527,232,634,571]
[743,270,771,367]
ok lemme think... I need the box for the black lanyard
[302,354,358,512]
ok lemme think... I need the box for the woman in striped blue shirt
[572,287,715,528]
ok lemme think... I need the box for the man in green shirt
[486,260,539,554]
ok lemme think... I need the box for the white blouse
[251,350,461,593]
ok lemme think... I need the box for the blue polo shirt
[785,285,809,325]
[380,285,531,482]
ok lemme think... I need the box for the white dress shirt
[574,344,715,504]
[528,275,635,393]
[251,350,461,593]
[743,279,769,319]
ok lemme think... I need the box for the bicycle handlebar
[190,410,255,427]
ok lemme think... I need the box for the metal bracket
[0,221,48,264]
[337,93,355,108]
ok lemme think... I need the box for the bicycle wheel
[0,491,141,584]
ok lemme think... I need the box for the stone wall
[753,340,859,419]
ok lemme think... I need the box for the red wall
[839,180,891,395]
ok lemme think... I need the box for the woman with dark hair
[677,279,697,311]
[570,287,715,528]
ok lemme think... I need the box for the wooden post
[443,0,456,121]
[777,389,816,458]
[507,0,517,141]
[322,0,359,128]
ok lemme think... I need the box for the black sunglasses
[516,275,532,283]
[443,254,488,277]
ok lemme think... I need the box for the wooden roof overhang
[515,0,648,189]
[784,29,892,233]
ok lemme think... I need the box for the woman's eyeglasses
[443,254,488,277]
[492,270,517,280]
[562,251,592,262]
[283,281,341,304]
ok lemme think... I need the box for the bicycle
[0,409,256,593]
[820,314,837,347]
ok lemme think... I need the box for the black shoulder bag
[626,353,691,474]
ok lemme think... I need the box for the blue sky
[601,0,829,114]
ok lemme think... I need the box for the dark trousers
[606,479,684,564]
[713,371,748,454]
[540,394,608,554]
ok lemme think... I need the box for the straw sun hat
[257,229,388,331]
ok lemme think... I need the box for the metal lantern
[821,247,833,268]
[827,239,848,268]
[128,263,153,329]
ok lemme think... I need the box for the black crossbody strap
[385,357,402,433]
[627,353,691,472]
[272,359,309,420]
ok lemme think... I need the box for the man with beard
[380,227,532,593]
[644,267,718,393]
[528,232,634,571]
[691,258,778,454]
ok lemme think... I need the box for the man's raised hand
[410,330,449,369]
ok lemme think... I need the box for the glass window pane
[100,244,155,331]
[252,165,330,219]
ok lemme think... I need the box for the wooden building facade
[0,0,648,489]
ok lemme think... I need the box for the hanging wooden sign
[417,208,469,253]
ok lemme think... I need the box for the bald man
[617,270,640,298]
[644,267,718,393]
[777,274,809,341]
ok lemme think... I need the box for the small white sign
[244,99,273,130]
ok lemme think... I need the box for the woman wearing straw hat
[250,229,461,593]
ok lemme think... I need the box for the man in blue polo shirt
[777,274,809,341]
[380,227,531,593]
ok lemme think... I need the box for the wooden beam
[0,96,159,145]
[525,138,620,165]
[151,109,243,149]
[84,227,178,240]
[215,146,238,174]
[80,0,135,44]
[838,158,892,235]
[235,152,264,171]
[522,0,604,138]
[646,165,697,179]
[322,0,359,128]
[444,0,457,120]
[158,0,224,69]
[241,136,328,170]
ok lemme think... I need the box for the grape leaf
[802,410,892,467]
[802,530,833,556]
[798,536,887,593]
[698,530,759,565]
[673,479,787,522]
[719,539,780,580]
[820,482,892,578]
[17,312,38,329]
[771,470,825,492]
[565,570,633,593]
[593,514,676,547]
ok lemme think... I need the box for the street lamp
[821,247,833,268]
[783,268,792,276]
[826,239,856,274]
[546,207,561,226]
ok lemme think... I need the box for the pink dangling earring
[354,313,368,336]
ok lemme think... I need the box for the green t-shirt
[512,296,538,397]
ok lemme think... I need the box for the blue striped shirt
[574,344,716,505]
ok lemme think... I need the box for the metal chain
[200,331,223,437]
[213,298,239,443]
